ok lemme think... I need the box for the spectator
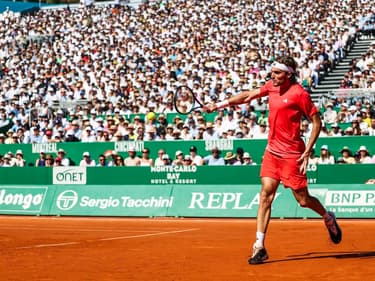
[357,146,372,163]
[353,152,361,164]
[0,133,5,144]
[114,155,125,166]
[14,150,26,167]
[337,157,346,164]
[161,154,171,166]
[45,154,54,167]
[243,152,257,165]
[336,103,349,121]
[140,148,154,166]
[124,148,141,166]
[253,121,269,139]
[203,122,219,140]
[369,117,375,136]
[79,152,96,167]
[308,149,319,165]
[53,157,63,167]
[81,126,96,142]
[202,147,225,166]
[300,120,312,139]
[4,129,14,144]
[224,152,241,165]
[172,150,184,166]
[183,155,193,166]
[97,154,108,167]
[154,149,166,166]
[323,103,338,124]
[29,127,43,144]
[340,146,355,164]
[35,151,46,167]
[56,149,71,166]
[2,154,13,167]
[189,146,203,166]
[317,145,335,164]
[235,147,245,164]
[330,123,343,136]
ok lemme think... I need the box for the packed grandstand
[0,0,374,166]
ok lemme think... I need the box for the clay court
[1,216,374,281]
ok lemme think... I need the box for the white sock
[254,231,265,248]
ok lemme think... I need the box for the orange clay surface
[0,216,374,281]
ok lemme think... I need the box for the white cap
[243,152,251,158]
[359,145,368,152]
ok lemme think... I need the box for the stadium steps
[310,38,374,102]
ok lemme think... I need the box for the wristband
[215,100,229,110]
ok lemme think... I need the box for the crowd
[0,0,374,166]
[2,142,374,167]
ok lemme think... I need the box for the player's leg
[249,176,280,265]
[292,187,342,244]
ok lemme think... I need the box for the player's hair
[275,56,298,83]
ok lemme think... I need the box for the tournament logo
[56,190,79,211]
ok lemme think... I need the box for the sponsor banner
[296,185,375,218]
[113,141,144,152]
[149,165,199,185]
[0,186,48,214]
[0,165,373,186]
[49,185,173,216]
[0,184,373,218]
[323,189,375,216]
[168,185,298,218]
[53,167,87,185]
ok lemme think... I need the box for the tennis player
[204,56,342,265]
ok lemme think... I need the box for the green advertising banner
[0,186,51,215]
[0,184,373,218]
[1,136,374,170]
[303,185,375,218]
[168,185,298,218]
[48,185,174,217]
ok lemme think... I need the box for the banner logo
[53,167,87,185]
[56,190,79,210]
[0,187,47,213]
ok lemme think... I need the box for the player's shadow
[263,251,375,264]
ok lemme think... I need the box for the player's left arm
[298,113,321,174]
[297,90,322,174]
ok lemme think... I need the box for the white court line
[99,228,199,241]
[0,226,166,233]
[17,242,79,249]
[15,228,199,250]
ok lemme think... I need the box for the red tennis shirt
[259,80,318,157]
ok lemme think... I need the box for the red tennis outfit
[258,80,318,189]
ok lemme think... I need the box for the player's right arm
[204,89,261,113]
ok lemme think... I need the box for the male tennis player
[204,56,342,265]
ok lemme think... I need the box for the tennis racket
[174,86,204,114]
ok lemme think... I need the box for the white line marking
[17,242,79,249]
[0,226,166,233]
[15,228,199,250]
[99,228,199,241]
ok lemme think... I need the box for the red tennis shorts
[260,150,307,190]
